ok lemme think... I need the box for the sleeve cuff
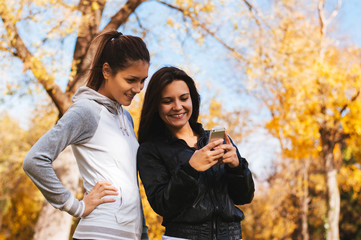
[181,162,200,179]
[62,196,85,217]
[225,157,247,175]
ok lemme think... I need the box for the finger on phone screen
[224,132,231,144]
[207,139,223,150]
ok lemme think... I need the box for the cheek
[158,105,166,120]
[186,101,193,113]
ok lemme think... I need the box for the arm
[225,155,255,205]
[219,134,255,205]
[23,102,97,217]
[137,143,200,219]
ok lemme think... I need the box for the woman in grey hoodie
[23,30,150,240]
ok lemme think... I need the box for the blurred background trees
[1,0,360,239]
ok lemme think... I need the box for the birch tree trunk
[320,127,340,240]
[317,1,343,239]
[324,152,340,240]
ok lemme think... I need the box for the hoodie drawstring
[118,106,129,136]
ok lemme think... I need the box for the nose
[172,100,182,111]
[132,82,144,94]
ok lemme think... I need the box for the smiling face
[99,60,149,106]
[158,80,193,132]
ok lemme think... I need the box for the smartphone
[209,127,226,143]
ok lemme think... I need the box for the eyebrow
[126,75,148,80]
[127,75,148,79]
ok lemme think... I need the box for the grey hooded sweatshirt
[23,86,148,240]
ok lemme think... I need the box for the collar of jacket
[162,123,207,144]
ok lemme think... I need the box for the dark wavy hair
[87,30,150,91]
[138,66,200,144]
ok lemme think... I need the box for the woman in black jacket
[137,66,255,240]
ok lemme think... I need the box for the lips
[125,93,135,100]
[169,113,186,119]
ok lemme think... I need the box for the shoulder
[138,141,156,152]
[69,99,101,116]
[138,139,166,155]
[59,99,101,133]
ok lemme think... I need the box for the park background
[0,0,361,239]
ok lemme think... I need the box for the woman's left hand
[216,132,239,168]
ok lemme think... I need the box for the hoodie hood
[72,86,121,114]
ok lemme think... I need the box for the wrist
[182,162,200,178]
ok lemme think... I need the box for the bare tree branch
[134,11,148,38]
[318,0,342,58]
[328,0,343,23]
[67,0,107,94]
[157,0,247,62]
[41,19,67,45]
[103,0,145,32]
[0,45,16,56]
[339,89,360,116]
[318,0,326,37]
[242,0,264,30]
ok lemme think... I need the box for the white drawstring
[118,106,129,136]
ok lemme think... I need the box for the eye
[180,96,189,101]
[141,78,147,84]
[126,78,136,83]
[161,99,172,104]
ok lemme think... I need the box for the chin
[118,98,132,106]
[171,123,187,129]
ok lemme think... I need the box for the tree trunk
[301,158,310,240]
[325,157,340,240]
[320,127,340,240]
[32,147,80,240]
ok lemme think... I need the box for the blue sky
[334,0,361,46]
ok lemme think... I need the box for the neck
[170,123,199,148]
[168,122,194,139]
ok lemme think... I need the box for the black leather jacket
[137,125,255,238]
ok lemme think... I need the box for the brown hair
[87,30,150,91]
[138,66,200,143]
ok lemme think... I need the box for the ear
[102,62,112,79]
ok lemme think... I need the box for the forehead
[116,60,149,78]
[161,80,189,96]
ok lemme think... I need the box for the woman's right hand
[189,139,225,172]
[82,181,118,217]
